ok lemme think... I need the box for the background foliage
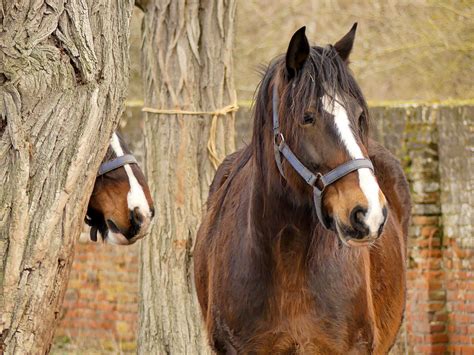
[129,1,473,103]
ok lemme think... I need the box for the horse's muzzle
[335,209,387,247]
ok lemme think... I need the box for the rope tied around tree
[142,103,239,170]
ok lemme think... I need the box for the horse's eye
[302,114,314,125]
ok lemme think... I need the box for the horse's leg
[210,331,238,355]
[213,341,238,355]
[207,306,241,355]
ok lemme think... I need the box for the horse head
[259,25,387,246]
[86,132,154,245]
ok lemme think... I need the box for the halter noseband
[272,84,374,229]
[97,154,138,176]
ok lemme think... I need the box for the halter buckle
[273,132,285,148]
[274,132,285,147]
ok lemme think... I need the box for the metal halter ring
[274,132,285,146]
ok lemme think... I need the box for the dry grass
[129,2,473,102]
[233,0,473,101]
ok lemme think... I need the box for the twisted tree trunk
[138,0,237,353]
[0,1,134,353]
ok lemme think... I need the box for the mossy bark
[138,0,237,353]
[0,1,134,353]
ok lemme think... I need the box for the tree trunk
[0,1,134,353]
[138,0,237,353]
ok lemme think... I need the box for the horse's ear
[334,23,357,62]
[286,26,310,79]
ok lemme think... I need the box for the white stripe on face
[110,133,151,217]
[322,95,384,236]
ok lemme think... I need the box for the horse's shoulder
[195,150,246,319]
[199,147,251,257]
[368,139,411,235]
[207,147,252,208]
[208,149,243,199]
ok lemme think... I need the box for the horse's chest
[254,240,374,353]
[222,230,374,353]
[251,296,373,354]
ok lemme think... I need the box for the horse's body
[195,25,410,354]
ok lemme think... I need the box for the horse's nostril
[132,207,144,226]
[107,219,121,234]
[350,206,369,235]
[129,207,147,238]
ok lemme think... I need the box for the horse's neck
[248,157,315,243]
[246,153,354,260]
[246,159,368,298]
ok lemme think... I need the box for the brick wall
[438,106,474,353]
[53,242,141,353]
[371,105,447,353]
[370,104,474,354]
[53,104,473,354]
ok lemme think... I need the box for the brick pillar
[370,105,450,353]
[372,104,474,354]
[404,106,448,353]
[438,106,474,354]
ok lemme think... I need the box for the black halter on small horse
[272,84,374,229]
[97,154,138,176]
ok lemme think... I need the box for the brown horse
[194,24,410,354]
[86,132,154,245]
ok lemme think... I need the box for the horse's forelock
[288,46,369,132]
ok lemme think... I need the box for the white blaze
[110,133,151,215]
[322,95,384,236]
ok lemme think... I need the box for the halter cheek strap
[272,84,374,229]
[97,154,138,176]
[312,159,374,229]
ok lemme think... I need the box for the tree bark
[138,0,237,353]
[0,1,134,353]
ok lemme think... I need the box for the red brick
[420,225,440,238]
[430,323,446,333]
[449,334,471,344]
[416,237,442,248]
[417,249,443,258]
[426,333,449,344]
[419,301,445,312]
[414,344,448,353]
[433,312,449,322]
[450,313,474,324]
[411,216,440,225]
